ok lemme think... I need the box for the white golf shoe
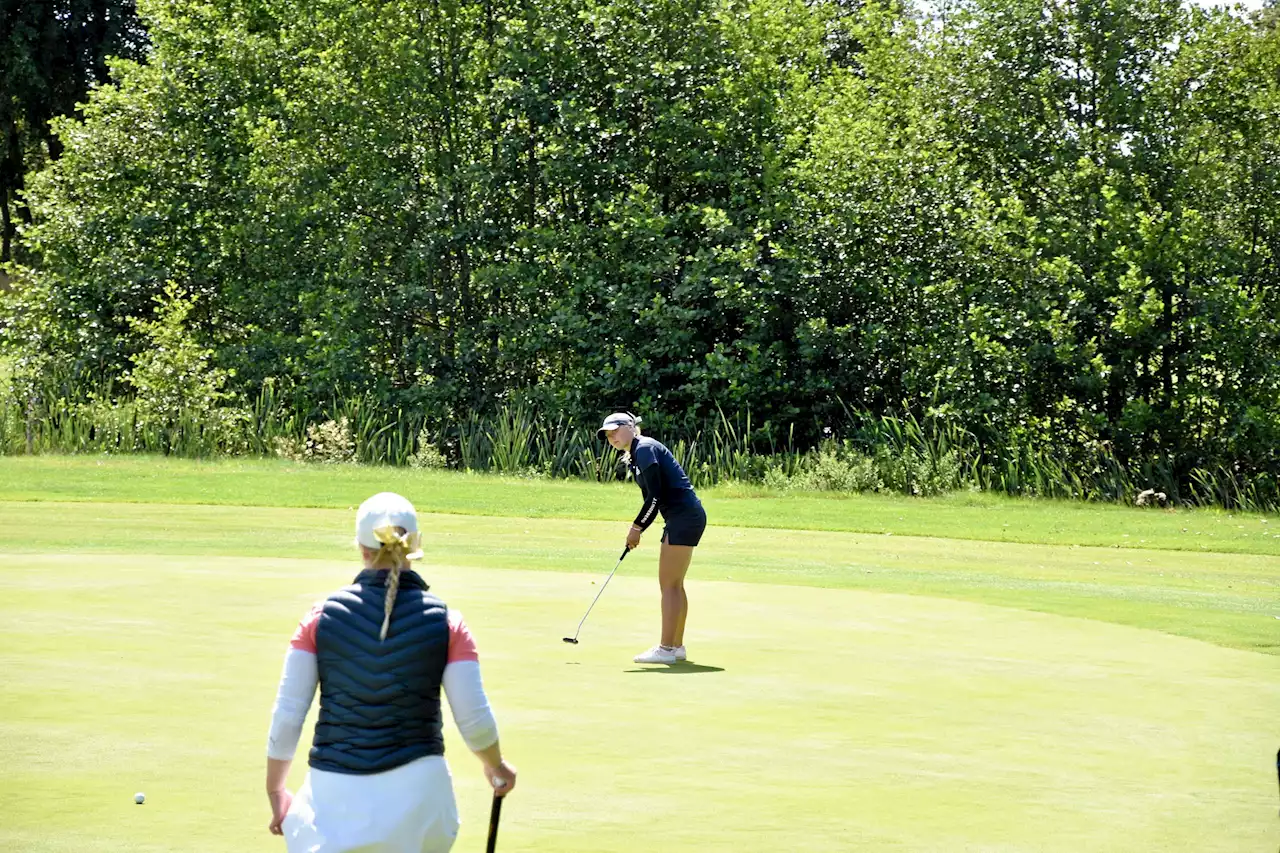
[674,645,687,661]
[633,645,680,664]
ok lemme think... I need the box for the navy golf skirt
[662,499,707,547]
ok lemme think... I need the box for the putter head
[562,637,579,644]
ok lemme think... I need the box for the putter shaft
[486,793,503,853]
[563,547,630,643]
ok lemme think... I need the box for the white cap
[598,411,641,437]
[355,492,422,556]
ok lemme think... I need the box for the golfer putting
[599,412,707,664]
[264,492,516,852]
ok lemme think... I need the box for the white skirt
[283,755,459,853]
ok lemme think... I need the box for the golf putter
[486,791,503,853]
[563,546,630,644]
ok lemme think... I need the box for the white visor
[598,412,640,437]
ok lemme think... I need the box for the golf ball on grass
[134,792,145,805]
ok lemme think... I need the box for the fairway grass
[1,457,1278,851]
[0,555,1277,852]
[3,454,1280,556]
[0,500,1276,655]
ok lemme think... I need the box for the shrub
[124,285,248,455]
[409,426,448,469]
[302,417,356,464]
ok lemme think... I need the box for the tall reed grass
[2,372,1277,511]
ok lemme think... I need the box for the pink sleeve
[447,609,479,663]
[290,603,323,654]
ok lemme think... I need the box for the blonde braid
[372,525,420,641]
[380,564,402,642]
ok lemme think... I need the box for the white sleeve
[266,647,318,760]
[442,660,499,752]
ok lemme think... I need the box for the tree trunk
[1,121,24,263]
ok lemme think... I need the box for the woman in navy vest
[599,412,708,664]
[264,492,516,852]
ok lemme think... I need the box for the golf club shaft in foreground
[486,792,503,853]
[563,547,630,644]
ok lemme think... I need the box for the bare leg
[673,586,689,647]
[659,538,694,648]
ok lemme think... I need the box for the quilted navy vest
[309,569,450,774]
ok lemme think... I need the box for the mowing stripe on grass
[2,455,1279,555]
[2,500,1277,655]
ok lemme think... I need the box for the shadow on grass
[624,662,725,674]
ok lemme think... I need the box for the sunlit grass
[1,458,1277,852]
[2,455,1278,556]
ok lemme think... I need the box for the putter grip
[486,793,503,853]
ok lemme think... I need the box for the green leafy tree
[124,284,246,453]
[5,0,1279,502]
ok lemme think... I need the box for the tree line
[3,0,1280,504]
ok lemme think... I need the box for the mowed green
[0,460,1278,852]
